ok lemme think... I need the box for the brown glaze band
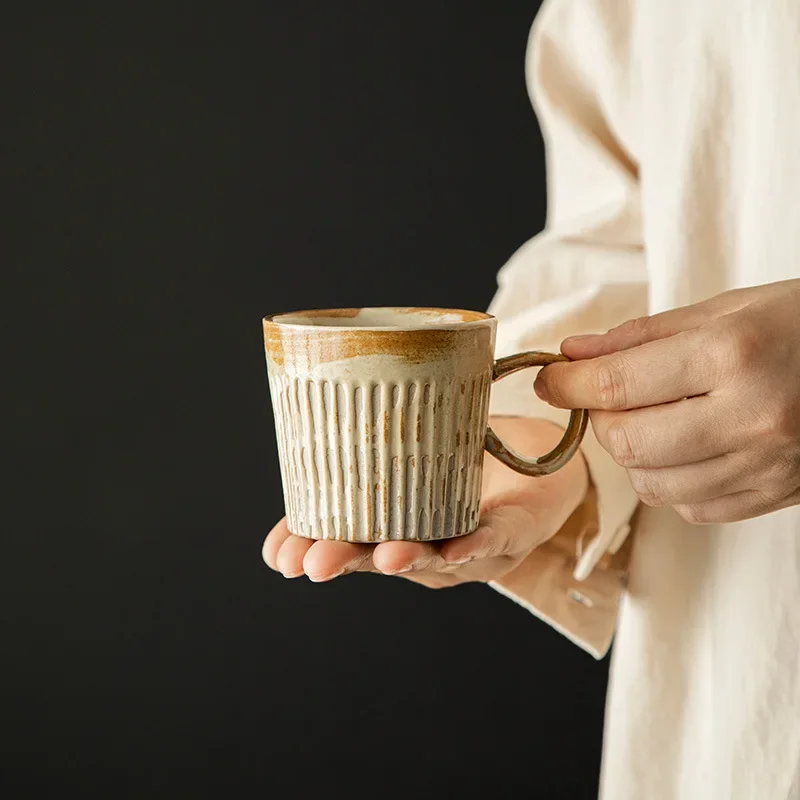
[263,307,495,369]
[485,352,588,477]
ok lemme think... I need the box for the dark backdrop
[4,3,609,797]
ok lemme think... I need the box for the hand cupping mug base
[263,307,588,543]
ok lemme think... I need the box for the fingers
[277,534,316,578]
[263,518,316,578]
[369,515,538,578]
[439,504,549,564]
[262,518,292,570]
[560,289,754,360]
[625,453,757,508]
[589,396,734,468]
[338,505,551,583]
[560,306,712,359]
[536,327,719,410]
[264,534,469,584]
[366,507,543,585]
[371,541,445,575]
[674,488,797,526]
[263,518,376,581]
[261,502,555,587]
[302,540,376,582]
[262,525,448,582]
[262,526,454,582]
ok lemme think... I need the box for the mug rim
[263,306,495,331]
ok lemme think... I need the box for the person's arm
[487,0,645,658]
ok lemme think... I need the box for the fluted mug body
[264,308,495,542]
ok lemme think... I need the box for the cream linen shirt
[487,1,800,797]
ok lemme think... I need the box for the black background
[5,3,609,797]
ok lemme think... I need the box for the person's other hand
[262,417,588,585]
[536,279,800,524]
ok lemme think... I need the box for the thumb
[439,504,554,565]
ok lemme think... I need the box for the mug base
[285,524,478,544]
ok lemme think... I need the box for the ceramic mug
[263,307,587,542]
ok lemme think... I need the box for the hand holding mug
[264,416,589,586]
[536,280,800,524]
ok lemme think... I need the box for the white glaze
[265,311,497,542]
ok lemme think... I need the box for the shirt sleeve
[487,0,646,659]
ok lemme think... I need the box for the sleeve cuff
[489,484,634,659]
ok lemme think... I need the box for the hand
[262,417,588,586]
[535,279,800,524]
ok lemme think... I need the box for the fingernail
[382,565,413,575]
[282,571,304,579]
[308,568,345,583]
[563,334,598,345]
[533,376,550,402]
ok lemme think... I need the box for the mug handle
[485,352,589,477]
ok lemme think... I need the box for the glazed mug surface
[263,307,587,542]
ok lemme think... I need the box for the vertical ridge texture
[269,375,488,542]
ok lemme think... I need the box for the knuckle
[749,402,787,443]
[626,315,657,342]
[770,448,800,491]
[609,316,651,344]
[716,320,761,380]
[628,469,667,507]
[594,355,631,409]
[749,489,780,516]
[751,398,800,452]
